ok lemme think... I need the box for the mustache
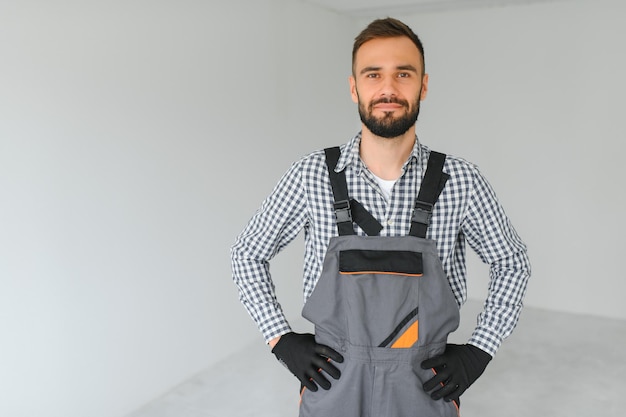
[369,97,410,108]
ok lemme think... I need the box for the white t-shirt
[371,172,396,201]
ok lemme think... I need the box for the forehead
[354,36,423,73]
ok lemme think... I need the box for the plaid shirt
[231,133,530,356]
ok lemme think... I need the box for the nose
[378,76,400,98]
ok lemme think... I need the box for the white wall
[387,0,626,319]
[0,1,356,416]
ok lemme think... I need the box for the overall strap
[324,147,383,237]
[409,151,449,238]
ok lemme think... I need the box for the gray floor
[128,300,625,417]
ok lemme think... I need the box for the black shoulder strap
[324,147,354,236]
[409,151,449,238]
[324,147,383,236]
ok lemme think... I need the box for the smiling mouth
[374,103,403,111]
[370,98,408,112]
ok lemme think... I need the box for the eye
[398,72,410,78]
[366,73,379,78]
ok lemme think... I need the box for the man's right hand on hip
[271,332,344,391]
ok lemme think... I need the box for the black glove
[272,332,344,391]
[421,343,492,402]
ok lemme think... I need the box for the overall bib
[300,148,461,417]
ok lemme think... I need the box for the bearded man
[231,17,530,417]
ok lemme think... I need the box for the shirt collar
[335,132,423,175]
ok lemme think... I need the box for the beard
[358,93,421,139]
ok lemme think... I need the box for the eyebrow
[397,65,418,73]
[360,66,381,75]
[359,64,419,75]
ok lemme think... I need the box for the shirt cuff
[260,315,293,345]
[468,326,503,357]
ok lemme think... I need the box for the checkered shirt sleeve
[231,161,308,342]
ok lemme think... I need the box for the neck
[360,127,415,180]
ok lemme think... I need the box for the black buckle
[411,202,433,225]
[333,200,352,224]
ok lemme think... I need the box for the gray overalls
[299,147,461,417]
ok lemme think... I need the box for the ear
[349,75,358,103]
[420,73,429,101]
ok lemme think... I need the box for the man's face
[349,36,429,139]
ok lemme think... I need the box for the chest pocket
[338,249,423,348]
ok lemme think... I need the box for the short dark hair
[352,18,425,76]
